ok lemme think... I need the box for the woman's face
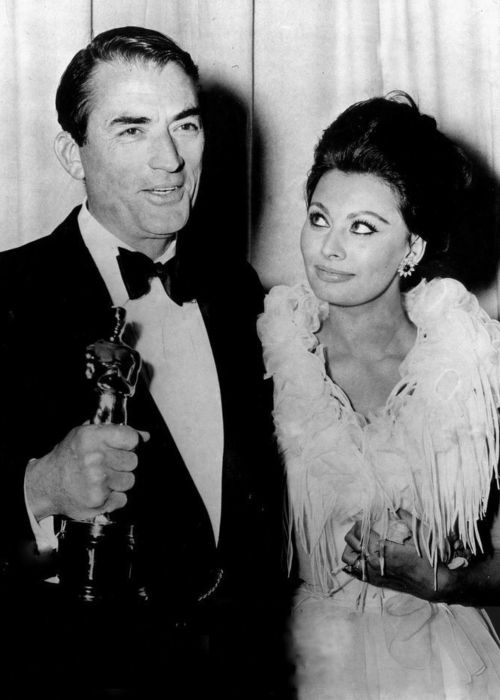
[301,170,424,307]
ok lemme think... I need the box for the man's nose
[148,132,184,172]
[321,229,346,260]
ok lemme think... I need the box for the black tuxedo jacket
[0,206,284,613]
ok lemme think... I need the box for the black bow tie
[116,247,184,305]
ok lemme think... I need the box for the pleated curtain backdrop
[2,0,500,315]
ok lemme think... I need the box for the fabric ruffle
[257,277,500,593]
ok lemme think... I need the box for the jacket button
[0,559,9,576]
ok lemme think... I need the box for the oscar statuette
[57,307,142,602]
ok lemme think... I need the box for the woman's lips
[315,265,355,283]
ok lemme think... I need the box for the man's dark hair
[56,26,199,146]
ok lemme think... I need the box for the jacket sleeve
[0,253,57,582]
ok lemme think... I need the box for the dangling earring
[398,253,417,278]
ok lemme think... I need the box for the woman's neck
[320,292,414,361]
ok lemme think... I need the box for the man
[0,26,286,699]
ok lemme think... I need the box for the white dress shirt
[30,204,224,548]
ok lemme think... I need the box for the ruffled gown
[258,278,500,700]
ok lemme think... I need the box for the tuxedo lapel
[197,294,256,554]
[53,208,111,310]
[127,371,217,551]
[195,268,281,591]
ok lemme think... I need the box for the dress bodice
[258,277,500,595]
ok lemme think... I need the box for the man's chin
[149,205,191,237]
[145,218,189,239]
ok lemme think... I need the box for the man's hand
[342,510,454,602]
[25,424,149,522]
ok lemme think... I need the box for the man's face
[78,59,204,256]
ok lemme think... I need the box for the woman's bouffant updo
[306,91,472,285]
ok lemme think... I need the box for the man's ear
[54,131,85,181]
[409,234,427,264]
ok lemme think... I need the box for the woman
[257,93,500,699]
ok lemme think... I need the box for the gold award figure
[58,307,142,602]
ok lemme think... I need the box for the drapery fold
[2,0,500,314]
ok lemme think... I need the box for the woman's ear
[409,234,427,265]
[54,131,85,181]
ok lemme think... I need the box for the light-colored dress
[258,277,500,700]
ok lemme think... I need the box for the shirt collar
[78,202,177,306]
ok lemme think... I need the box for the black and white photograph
[2,1,500,698]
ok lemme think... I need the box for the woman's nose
[321,229,346,260]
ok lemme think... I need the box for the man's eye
[178,121,201,132]
[309,211,329,228]
[120,127,141,136]
[351,219,377,235]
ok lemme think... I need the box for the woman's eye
[351,219,377,235]
[309,211,329,228]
